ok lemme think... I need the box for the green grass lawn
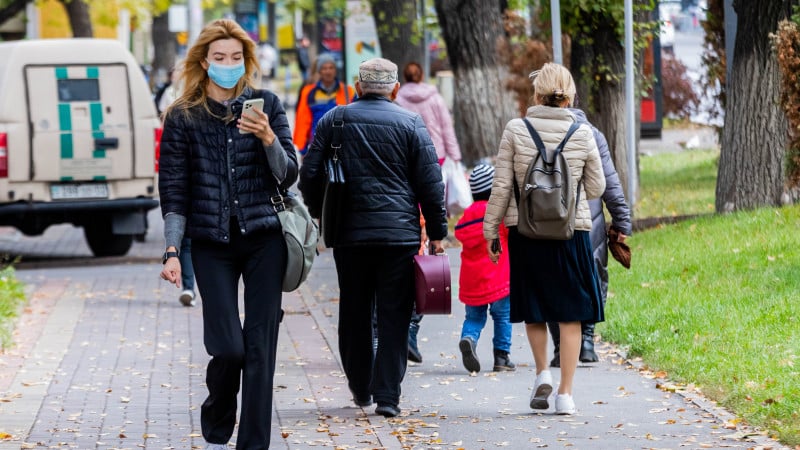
[635,148,719,218]
[603,171,800,445]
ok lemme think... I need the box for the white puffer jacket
[484,105,605,240]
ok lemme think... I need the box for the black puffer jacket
[299,94,447,247]
[570,109,632,299]
[159,88,298,243]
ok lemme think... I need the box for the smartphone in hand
[239,98,264,134]
[491,238,500,254]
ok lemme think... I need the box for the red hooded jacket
[454,200,510,306]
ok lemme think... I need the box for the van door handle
[95,137,119,150]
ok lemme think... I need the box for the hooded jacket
[483,105,605,240]
[454,200,510,306]
[395,82,462,162]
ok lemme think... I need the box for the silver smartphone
[239,98,264,134]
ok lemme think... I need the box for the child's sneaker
[492,349,516,371]
[458,337,480,373]
[529,370,553,410]
[555,393,576,415]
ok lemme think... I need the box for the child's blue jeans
[460,296,512,352]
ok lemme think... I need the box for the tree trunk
[433,0,517,165]
[58,0,93,37]
[716,0,789,212]
[571,14,633,203]
[150,13,177,90]
[372,0,425,73]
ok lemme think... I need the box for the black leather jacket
[159,88,298,243]
[299,94,447,247]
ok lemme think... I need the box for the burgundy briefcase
[412,253,452,315]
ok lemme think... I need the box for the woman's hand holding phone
[238,99,275,146]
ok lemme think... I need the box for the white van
[0,38,160,257]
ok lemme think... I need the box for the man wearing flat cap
[299,57,447,418]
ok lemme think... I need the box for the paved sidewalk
[0,210,788,450]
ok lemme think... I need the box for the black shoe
[353,396,373,407]
[350,389,373,407]
[579,337,599,362]
[579,323,599,363]
[459,337,480,373]
[492,349,516,372]
[408,322,422,363]
[548,322,560,368]
[375,403,400,418]
[550,351,560,368]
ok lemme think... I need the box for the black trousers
[333,245,418,407]
[192,225,285,449]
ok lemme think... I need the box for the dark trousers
[333,245,418,406]
[192,226,285,449]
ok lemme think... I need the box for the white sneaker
[529,370,553,410]
[205,444,227,450]
[555,393,576,415]
[179,289,195,307]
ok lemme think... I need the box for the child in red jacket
[454,164,514,373]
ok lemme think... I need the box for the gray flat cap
[358,58,398,84]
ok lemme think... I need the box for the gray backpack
[513,120,581,240]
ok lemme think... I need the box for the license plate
[50,183,109,200]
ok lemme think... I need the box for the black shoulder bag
[321,106,346,247]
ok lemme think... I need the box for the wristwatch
[162,251,179,264]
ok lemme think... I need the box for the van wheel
[84,221,134,257]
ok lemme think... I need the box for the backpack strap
[522,120,581,163]
[522,119,548,161]
[555,122,582,154]
[513,119,582,207]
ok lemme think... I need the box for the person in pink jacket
[395,62,462,164]
[454,164,515,374]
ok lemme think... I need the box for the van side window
[57,79,100,102]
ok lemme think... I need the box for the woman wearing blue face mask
[158,19,297,450]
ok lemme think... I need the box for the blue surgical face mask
[206,60,245,89]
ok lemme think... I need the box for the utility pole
[550,0,562,64]
[624,0,637,207]
[187,0,203,47]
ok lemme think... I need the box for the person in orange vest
[293,53,355,156]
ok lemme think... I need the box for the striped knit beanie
[469,163,495,195]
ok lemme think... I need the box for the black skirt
[508,227,604,324]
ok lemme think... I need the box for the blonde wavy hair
[530,62,576,107]
[169,19,261,118]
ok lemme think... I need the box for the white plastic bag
[442,157,472,216]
